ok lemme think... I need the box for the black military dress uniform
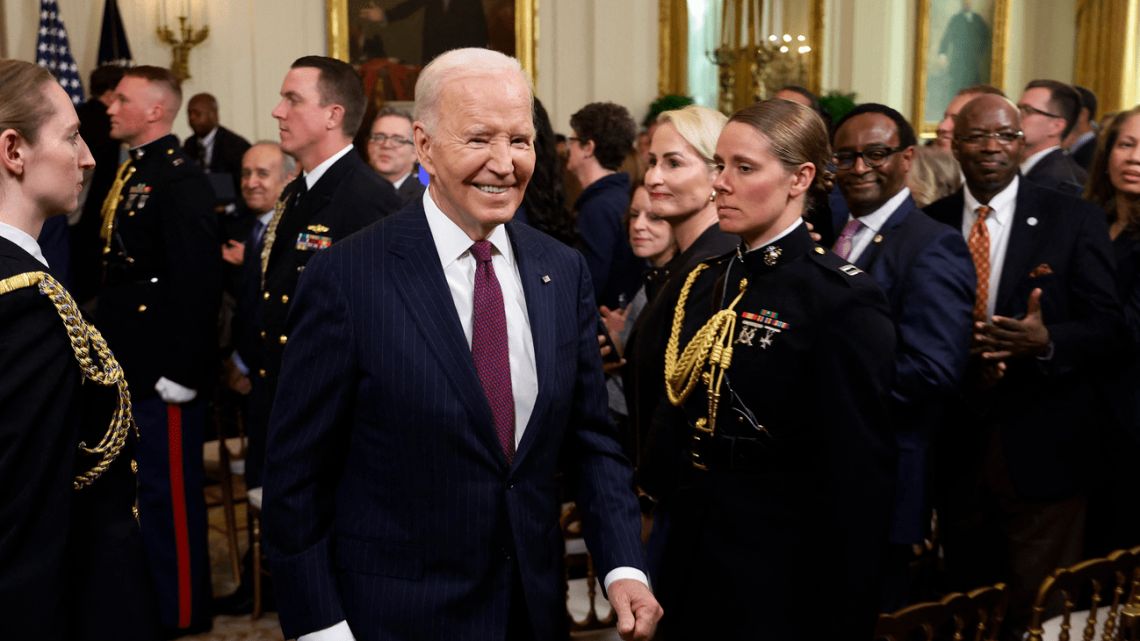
[643,222,898,641]
[244,150,400,487]
[0,235,153,640]
[95,133,221,635]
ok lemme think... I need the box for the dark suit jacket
[1024,147,1088,195]
[183,126,251,184]
[925,179,1122,500]
[263,200,645,641]
[394,172,426,205]
[839,195,975,543]
[1069,136,1096,171]
[244,151,400,486]
[73,98,118,303]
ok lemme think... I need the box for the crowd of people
[0,42,1137,641]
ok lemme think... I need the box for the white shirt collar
[964,175,1019,227]
[0,220,49,267]
[1071,130,1096,150]
[853,187,912,232]
[200,127,218,147]
[304,144,354,191]
[391,171,413,189]
[422,189,515,271]
[745,217,803,252]
[256,210,275,226]
[1020,145,1059,174]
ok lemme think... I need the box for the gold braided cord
[99,159,135,254]
[260,196,287,289]
[663,263,748,436]
[0,271,136,489]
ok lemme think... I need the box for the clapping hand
[975,288,1050,361]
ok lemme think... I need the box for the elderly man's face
[416,73,535,239]
[953,95,1023,201]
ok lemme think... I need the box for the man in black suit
[926,94,1122,637]
[1064,85,1098,171]
[831,103,976,610]
[245,56,402,491]
[184,93,253,258]
[1017,80,1087,194]
[366,106,425,204]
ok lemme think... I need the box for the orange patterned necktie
[968,206,992,321]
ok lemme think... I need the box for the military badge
[295,232,333,251]
[307,224,330,233]
[762,245,782,266]
[737,309,789,349]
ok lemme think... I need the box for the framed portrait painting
[326,0,535,103]
[912,0,1009,135]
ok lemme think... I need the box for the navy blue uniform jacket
[837,195,975,543]
[263,200,645,641]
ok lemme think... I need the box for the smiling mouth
[475,184,509,194]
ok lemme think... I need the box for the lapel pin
[542,275,551,284]
[1027,217,1038,226]
[873,234,884,244]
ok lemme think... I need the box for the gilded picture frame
[913,0,1009,136]
[326,0,536,102]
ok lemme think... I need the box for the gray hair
[251,140,297,178]
[375,106,414,126]
[414,48,532,133]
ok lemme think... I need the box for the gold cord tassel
[99,159,135,255]
[0,271,137,489]
[663,264,748,436]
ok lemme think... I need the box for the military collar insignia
[762,245,782,266]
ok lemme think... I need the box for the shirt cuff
[231,351,250,376]
[154,376,198,403]
[603,566,650,592]
[298,620,356,641]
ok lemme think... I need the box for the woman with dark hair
[516,97,577,246]
[0,59,151,640]
[646,99,897,640]
[1084,105,1140,553]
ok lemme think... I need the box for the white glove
[155,377,198,404]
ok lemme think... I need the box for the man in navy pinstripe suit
[263,48,662,641]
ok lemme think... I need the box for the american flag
[36,0,85,105]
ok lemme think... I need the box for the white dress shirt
[301,191,647,641]
[0,220,49,267]
[962,176,1019,319]
[1019,145,1059,175]
[845,187,912,264]
[304,144,355,190]
[391,171,413,190]
[197,127,218,167]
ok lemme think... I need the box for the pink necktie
[833,219,863,260]
[469,240,516,463]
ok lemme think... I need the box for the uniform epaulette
[164,147,186,167]
[808,245,871,285]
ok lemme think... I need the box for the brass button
[281,294,289,304]
[131,505,140,520]
[166,148,174,155]
[279,335,288,345]
[297,266,305,273]
[259,330,266,339]
[137,304,147,312]
[130,459,138,474]
[128,210,136,217]
[814,247,825,255]
[126,257,136,264]
[263,291,270,300]
[258,368,267,378]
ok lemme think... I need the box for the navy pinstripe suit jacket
[263,200,645,641]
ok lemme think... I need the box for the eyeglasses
[955,130,1024,146]
[368,133,413,147]
[833,145,908,170]
[1017,103,1063,120]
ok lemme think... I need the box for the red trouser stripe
[167,404,193,629]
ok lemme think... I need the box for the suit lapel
[995,182,1045,314]
[387,205,503,460]
[854,196,916,270]
[507,223,552,467]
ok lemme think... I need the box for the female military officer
[647,99,898,640]
[0,59,151,640]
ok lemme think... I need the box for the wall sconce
[157,1,209,82]
[708,0,813,114]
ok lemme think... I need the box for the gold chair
[875,583,1007,641]
[247,486,265,620]
[202,396,248,582]
[1026,546,1140,641]
[561,502,616,631]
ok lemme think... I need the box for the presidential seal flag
[35,0,84,105]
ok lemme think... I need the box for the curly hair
[522,98,577,246]
[569,102,637,171]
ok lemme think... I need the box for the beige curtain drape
[658,0,689,96]
[1074,0,1139,115]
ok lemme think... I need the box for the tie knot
[976,205,992,220]
[470,240,494,263]
[839,218,863,238]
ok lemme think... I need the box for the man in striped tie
[925,93,1123,638]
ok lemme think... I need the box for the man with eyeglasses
[1016,79,1088,194]
[831,103,975,610]
[925,93,1122,638]
[367,106,425,204]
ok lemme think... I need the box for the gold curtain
[1074,0,1139,114]
[658,0,689,96]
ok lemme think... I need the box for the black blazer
[1069,136,1096,170]
[925,179,1123,500]
[183,126,250,178]
[1024,147,1088,195]
[394,172,426,205]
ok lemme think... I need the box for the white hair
[414,48,533,133]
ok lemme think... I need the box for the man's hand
[599,305,629,353]
[222,240,246,266]
[597,334,626,375]
[976,288,1050,360]
[608,579,663,641]
[804,220,822,243]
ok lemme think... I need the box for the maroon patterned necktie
[469,240,516,463]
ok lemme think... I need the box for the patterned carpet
[177,480,620,641]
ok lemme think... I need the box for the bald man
[99,65,221,636]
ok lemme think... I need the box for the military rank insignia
[735,309,789,350]
[295,232,332,251]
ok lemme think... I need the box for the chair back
[1025,547,1140,641]
[876,583,1007,641]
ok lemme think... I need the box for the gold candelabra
[157,15,209,82]
[709,0,813,114]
